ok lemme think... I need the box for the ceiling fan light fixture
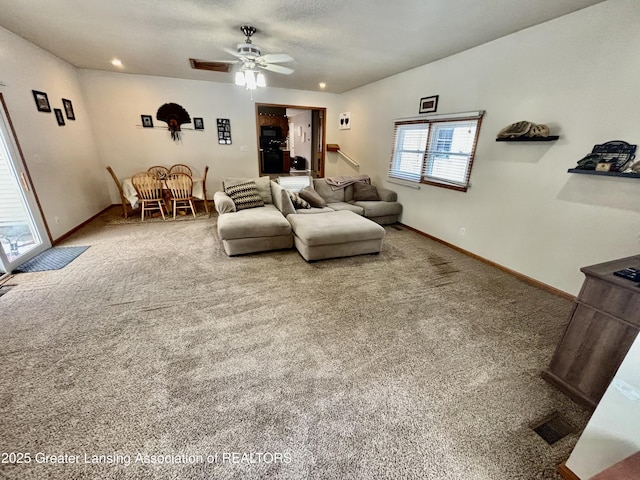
[235,71,246,86]
[244,70,257,90]
[256,72,266,88]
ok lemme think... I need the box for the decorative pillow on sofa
[288,191,310,209]
[224,181,265,210]
[299,186,327,208]
[353,181,380,201]
[224,176,272,204]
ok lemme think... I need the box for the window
[389,112,483,192]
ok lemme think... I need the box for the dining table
[122,176,205,210]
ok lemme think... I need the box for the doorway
[0,94,51,276]
[255,103,325,178]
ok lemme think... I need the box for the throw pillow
[288,191,310,209]
[224,181,265,210]
[353,181,380,201]
[299,186,327,208]
[223,176,272,204]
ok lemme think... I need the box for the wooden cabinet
[542,255,640,408]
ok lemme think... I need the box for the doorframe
[255,103,326,178]
[0,93,52,274]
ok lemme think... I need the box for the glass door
[0,94,50,275]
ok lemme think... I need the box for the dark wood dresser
[542,255,640,408]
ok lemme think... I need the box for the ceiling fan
[189,25,294,77]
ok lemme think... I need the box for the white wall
[77,71,340,199]
[0,27,107,240]
[565,333,640,478]
[339,0,640,295]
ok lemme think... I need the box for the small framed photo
[419,95,439,114]
[32,90,51,112]
[194,117,204,130]
[62,98,75,120]
[54,108,65,126]
[141,115,153,128]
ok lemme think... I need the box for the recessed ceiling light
[318,82,326,89]
[111,59,123,67]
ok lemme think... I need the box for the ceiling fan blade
[223,47,245,59]
[258,63,294,75]
[256,53,293,64]
[189,58,235,73]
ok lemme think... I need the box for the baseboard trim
[53,204,113,245]
[557,462,581,480]
[398,223,575,301]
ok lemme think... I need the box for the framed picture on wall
[194,117,204,130]
[62,98,75,120]
[419,95,439,114]
[32,90,51,112]
[54,108,65,126]
[141,115,154,128]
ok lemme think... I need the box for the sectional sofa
[214,176,402,259]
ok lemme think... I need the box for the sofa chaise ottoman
[215,177,293,256]
[287,210,385,261]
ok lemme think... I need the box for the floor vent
[0,285,14,298]
[531,412,575,445]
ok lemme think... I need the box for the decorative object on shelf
[141,115,153,128]
[217,118,232,145]
[156,103,191,142]
[194,117,204,130]
[419,95,439,114]
[496,120,553,140]
[62,98,75,120]
[339,112,351,130]
[573,140,636,172]
[54,108,65,126]
[624,158,640,174]
[32,90,51,112]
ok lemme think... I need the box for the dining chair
[201,165,209,213]
[131,172,166,221]
[165,172,196,219]
[148,165,169,179]
[168,164,192,176]
[106,166,133,218]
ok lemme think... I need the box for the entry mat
[14,246,90,273]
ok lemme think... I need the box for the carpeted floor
[0,206,590,479]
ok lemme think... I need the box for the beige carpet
[0,206,590,479]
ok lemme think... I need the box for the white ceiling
[0,0,605,94]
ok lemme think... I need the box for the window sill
[422,179,468,192]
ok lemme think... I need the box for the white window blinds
[389,122,429,182]
[388,112,483,191]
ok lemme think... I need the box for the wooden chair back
[165,172,193,200]
[131,172,163,200]
[201,165,209,213]
[106,166,130,218]
[168,164,192,176]
[148,165,169,178]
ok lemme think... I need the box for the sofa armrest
[271,181,296,216]
[213,191,236,214]
[376,186,398,202]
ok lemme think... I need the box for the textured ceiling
[0,0,605,93]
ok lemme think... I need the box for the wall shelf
[567,168,640,179]
[495,135,559,142]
